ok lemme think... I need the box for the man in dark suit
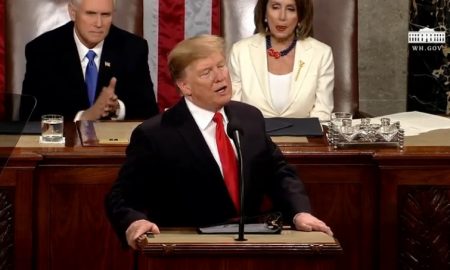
[22,0,158,121]
[105,35,332,249]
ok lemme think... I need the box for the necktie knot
[86,50,96,61]
[213,112,224,124]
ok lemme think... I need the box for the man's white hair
[71,0,117,8]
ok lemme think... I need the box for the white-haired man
[22,0,158,121]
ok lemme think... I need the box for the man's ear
[176,79,192,96]
[68,3,76,21]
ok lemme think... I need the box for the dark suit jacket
[22,21,158,121]
[105,99,311,245]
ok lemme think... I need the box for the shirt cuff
[73,99,125,122]
[74,110,84,122]
[112,99,125,120]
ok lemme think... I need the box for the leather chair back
[221,0,359,114]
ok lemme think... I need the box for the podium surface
[136,229,342,270]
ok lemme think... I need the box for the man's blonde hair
[168,35,225,81]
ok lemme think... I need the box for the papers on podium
[355,111,450,136]
[198,223,282,234]
[198,212,283,234]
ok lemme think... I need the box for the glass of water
[41,114,64,143]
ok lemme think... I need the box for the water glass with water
[41,114,64,143]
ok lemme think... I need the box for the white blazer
[228,34,334,121]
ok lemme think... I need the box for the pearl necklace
[266,35,297,59]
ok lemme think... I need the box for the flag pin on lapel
[105,61,111,67]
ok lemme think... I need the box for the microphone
[227,121,246,241]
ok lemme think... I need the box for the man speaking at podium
[105,35,332,249]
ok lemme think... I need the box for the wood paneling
[36,166,133,270]
[2,126,450,270]
[377,154,450,270]
[291,152,377,270]
[0,155,39,270]
[140,255,338,270]
[0,188,13,270]
[398,186,449,270]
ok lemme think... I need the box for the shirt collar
[184,98,228,131]
[73,29,104,62]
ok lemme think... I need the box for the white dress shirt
[73,30,125,121]
[269,72,292,114]
[185,98,236,177]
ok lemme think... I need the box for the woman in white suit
[228,0,334,121]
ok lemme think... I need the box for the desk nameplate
[76,120,141,146]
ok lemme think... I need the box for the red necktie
[213,112,239,211]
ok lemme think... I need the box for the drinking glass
[330,112,353,130]
[340,118,356,142]
[41,114,64,143]
[358,118,371,141]
[379,117,397,142]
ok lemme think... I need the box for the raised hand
[80,77,119,120]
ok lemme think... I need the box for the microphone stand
[231,129,247,241]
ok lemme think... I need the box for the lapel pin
[105,61,111,67]
[295,60,305,81]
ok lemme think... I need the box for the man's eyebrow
[198,67,211,74]
[84,10,112,15]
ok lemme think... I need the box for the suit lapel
[60,22,90,107]
[97,26,116,98]
[169,99,223,179]
[281,38,313,115]
[249,34,273,111]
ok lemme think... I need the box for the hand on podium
[293,212,333,236]
[125,219,160,250]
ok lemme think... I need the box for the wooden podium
[136,228,342,270]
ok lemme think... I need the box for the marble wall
[408,0,450,115]
[358,0,409,116]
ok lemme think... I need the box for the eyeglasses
[262,212,283,230]
[235,212,283,230]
